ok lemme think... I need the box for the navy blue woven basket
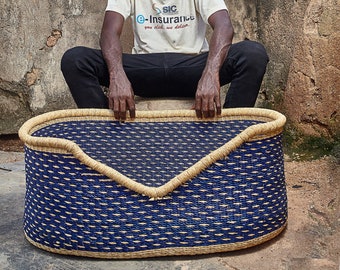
[19,108,287,258]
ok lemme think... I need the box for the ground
[0,134,25,152]
[0,134,339,269]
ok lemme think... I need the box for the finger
[215,95,222,115]
[202,97,209,118]
[113,98,120,120]
[127,99,136,119]
[216,103,222,116]
[208,97,216,117]
[195,98,202,118]
[119,99,127,121]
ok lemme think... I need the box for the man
[61,0,269,120]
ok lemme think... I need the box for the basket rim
[18,108,286,198]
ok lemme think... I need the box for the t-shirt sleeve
[105,0,131,19]
[195,0,228,23]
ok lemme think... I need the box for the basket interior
[31,119,264,187]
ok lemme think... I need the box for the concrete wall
[257,0,339,138]
[1,0,339,140]
[1,0,106,134]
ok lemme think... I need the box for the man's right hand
[100,11,135,121]
[108,71,136,121]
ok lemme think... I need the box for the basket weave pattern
[20,109,287,258]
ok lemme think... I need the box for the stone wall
[284,0,339,138]
[257,0,339,139]
[1,0,339,141]
[0,0,106,134]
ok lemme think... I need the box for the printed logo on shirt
[152,4,178,15]
[136,4,195,29]
[152,4,162,15]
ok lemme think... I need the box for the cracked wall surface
[0,0,105,134]
[0,0,339,139]
[282,0,340,138]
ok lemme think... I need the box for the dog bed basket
[19,108,287,259]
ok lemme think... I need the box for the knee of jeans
[244,40,269,64]
[61,46,87,72]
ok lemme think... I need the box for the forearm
[194,10,234,118]
[204,10,234,75]
[99,11,135,120]
[99,11,125,81]
[100,33,124,79]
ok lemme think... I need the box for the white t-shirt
[106,0,228,54]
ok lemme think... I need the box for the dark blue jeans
[61,40,269,108]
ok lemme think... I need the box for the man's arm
[100,11,135,120]
[195,10,234,118]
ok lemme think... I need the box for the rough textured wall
[284,0,339,138]
[0,0,107,134]
[226,1,258,42]
[257,0,339,138]
[256,1,310,98]
[0,0,339,140]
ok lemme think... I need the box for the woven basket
[19,108,287,259]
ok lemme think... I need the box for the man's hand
[100,11,135,121]
[194,9,233,118]
[195,71,222,118]
[108,71,136,121]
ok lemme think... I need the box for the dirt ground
[283,156,339,269]
[0,134,25,152]
[0,134,339,269]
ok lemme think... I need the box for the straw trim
[19,108,286,198]
[24,222,287,259]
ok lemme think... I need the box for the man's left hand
[194,73,222,118]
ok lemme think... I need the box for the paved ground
[0,149,339,270]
